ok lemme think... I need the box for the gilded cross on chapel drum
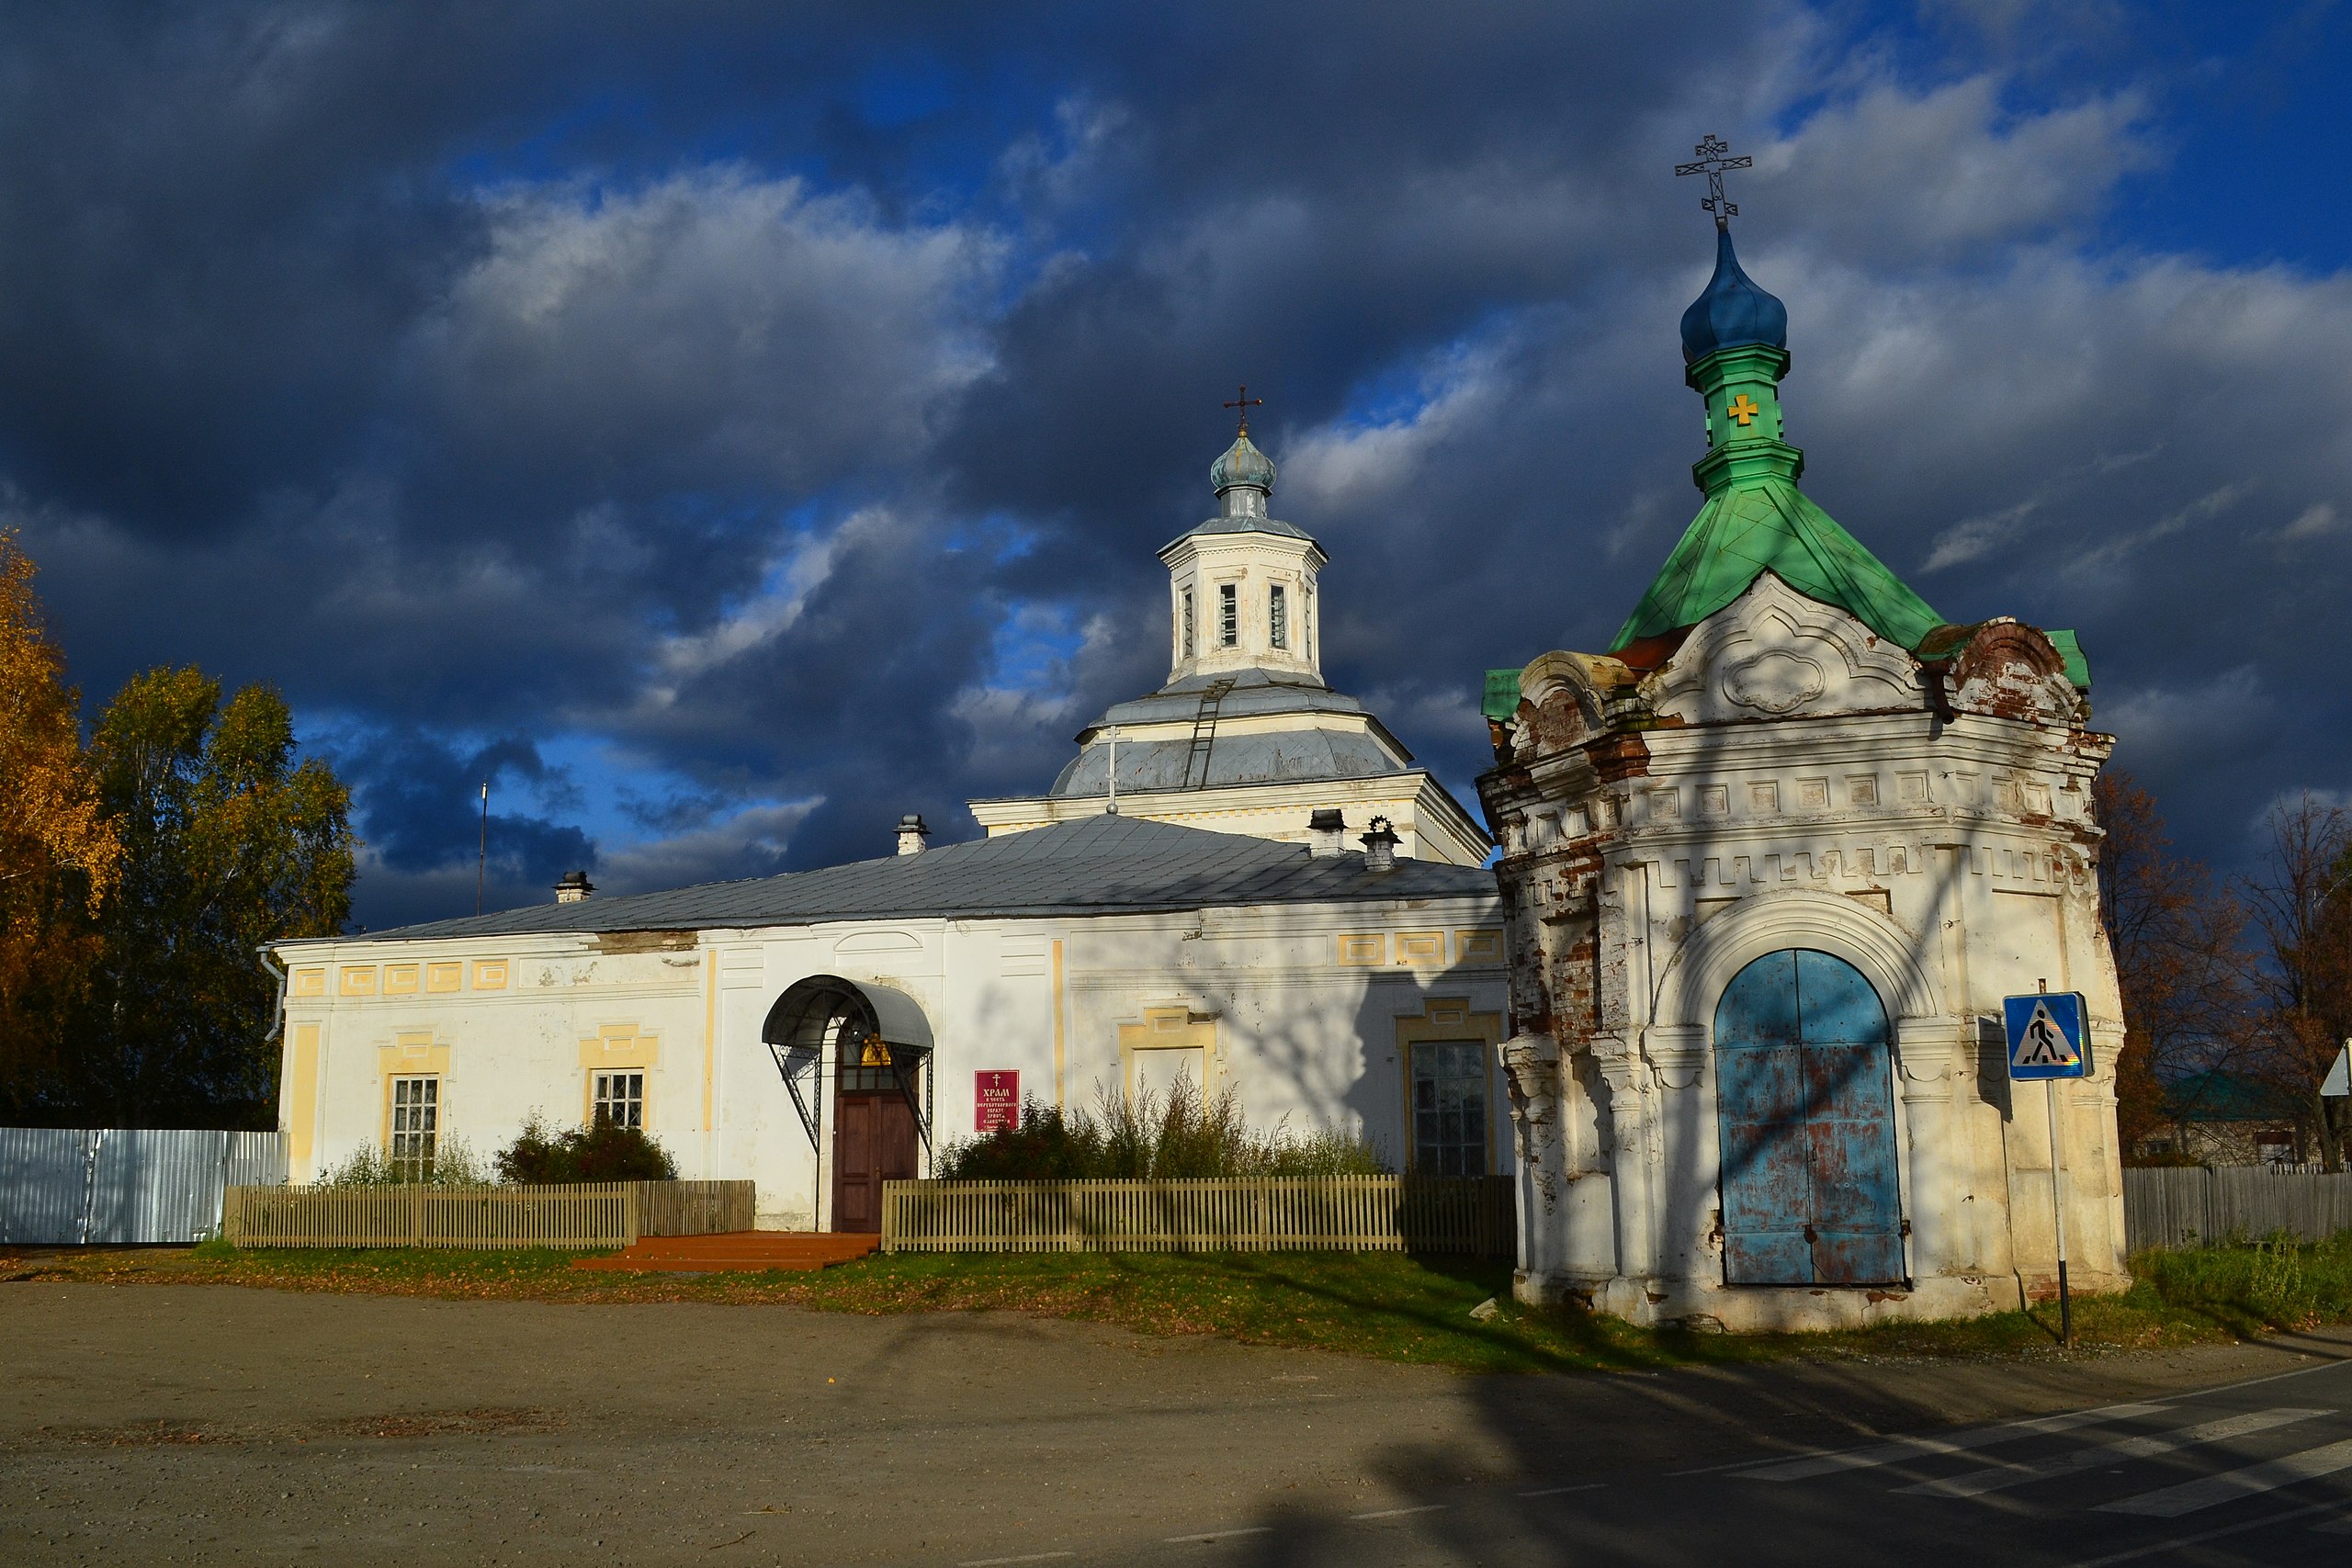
[1223,385,1263,435]
[1726,394,1760,426]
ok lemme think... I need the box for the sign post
[2005,982,2091,1347]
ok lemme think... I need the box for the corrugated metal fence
[2123,1167,2352,1251]
[0,1127,287,1245]
[880,1175,1515,1255]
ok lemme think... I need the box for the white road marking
[2098,1435,2352,1517]
[957,1554,1076,1567]
[1162,1529,1272,1543]
[2056,1499,2350,1566]
[1900,1408,2332,1498]
[1351,1504,1447,1519]
[1518,1483,1605,1498]
[1736,1404,2171,1482]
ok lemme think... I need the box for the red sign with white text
[975,1070,1020,1133]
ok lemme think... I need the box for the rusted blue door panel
[1714,948,1905,1287]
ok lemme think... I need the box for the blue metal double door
[1713,948,1905,1285]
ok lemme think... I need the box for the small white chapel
[271,427,1510,1232]
[1477,178,2131,1330]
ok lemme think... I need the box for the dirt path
[5,1281,2348,1565]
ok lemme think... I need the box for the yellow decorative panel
[377,1036,449,1075]
[425,962,462,994]
[1116,1008,1217,1097]
[383,964,419,995]
[471,959,508,991]
[1454,929,1504,964]
[339,966,377,996]
[1337,934,1385,966]
[290,967,325,998]
[286,1023,321,1174]
[577,1023,660,1072]
[1395,931,1444,966]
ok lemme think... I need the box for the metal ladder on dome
[1182,678,1237,788]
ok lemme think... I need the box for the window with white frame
[594,1071,645,1129]
[1269,584,1288,649]
[1303,585,1313,660]
[1182,590,1194,659]
[389,1076,438,1179]
[1410,1043,1487,1177]
[1218,582,1238,646]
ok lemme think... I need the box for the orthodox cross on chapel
[1674,133,1753,228]
[1223,384,1264,435]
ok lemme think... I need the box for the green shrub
[494,1112,678,1184]
[316,1136,484,1186]
[938,1079,1391,1180]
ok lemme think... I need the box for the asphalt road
[4,1282,2350,1565]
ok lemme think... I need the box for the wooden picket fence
[2122,1167,2352,1252]
[221,1179,753,1250]
[879,1175,1514,1256]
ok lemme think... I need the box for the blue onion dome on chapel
[1210,431,1277,494]
[1679,223,1788,363]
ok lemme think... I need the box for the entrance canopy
[762,976,935,1055]
[761,974,936,1164]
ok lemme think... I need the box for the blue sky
[5,1,2349,928]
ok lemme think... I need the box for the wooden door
[831,1092,922,1234]
[1713,948,1903,1285]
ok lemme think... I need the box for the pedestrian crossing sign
[2005,992,2089,1080]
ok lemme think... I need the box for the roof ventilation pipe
[1361,817,1399,873]
[1308,808,1348,858]
[897,814,932,856]
[554,871,595,903]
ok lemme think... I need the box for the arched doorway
[1713,948,1904,1285]
[762,976,933,1235]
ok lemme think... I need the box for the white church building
[270,432,1509,1231]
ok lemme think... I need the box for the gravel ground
[4,1280,2348,1566]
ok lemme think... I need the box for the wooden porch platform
[572,1231,879,1273]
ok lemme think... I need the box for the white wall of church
[276,892,1510,1230]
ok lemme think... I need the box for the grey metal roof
[1048,728,1413,797]
[1163,513,1317,548]
[334,812,1498,943]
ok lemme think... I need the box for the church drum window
[389,1076,438,1180]
[1182,590,1194,659]
[1713,949,1904,1286]
[1218,582,1238,646]
[1270,584,1288,649]
[1410,1041,1487,1176]
[593,1071,644,1129]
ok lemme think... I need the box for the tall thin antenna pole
[476,782,489,915]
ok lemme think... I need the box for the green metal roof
[1481,668,1521,723]
[2048,629,2091,691]
[1611,477,1944,654]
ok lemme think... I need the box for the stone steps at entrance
[572,1232,881,1272]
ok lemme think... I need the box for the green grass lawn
[7,1234,2350,1375]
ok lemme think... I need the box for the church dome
[1211,432,1277,495]
[1679,224,1787,364]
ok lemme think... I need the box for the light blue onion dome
[1210,432,1277,495]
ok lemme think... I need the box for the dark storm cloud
[3,1,2346,927]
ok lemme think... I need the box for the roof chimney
[1361,817,1399,874]
[554,870,594,903]
[896,813,931,856]
[1309,807,1348,858]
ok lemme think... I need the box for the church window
[1410,1042,1487,1176]
[1270,584,1288,649]
[594,1071,644,1129]
[1182,591,1194,659]
[1303,586,1313,659]
[1218,583,1238,646]
[389,1076,438,1179]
